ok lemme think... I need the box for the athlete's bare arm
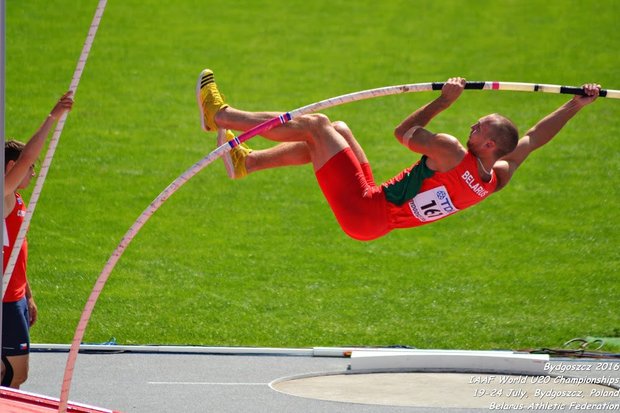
[394,77,467,172]
[4,92,73,201]
[493,84,600,191]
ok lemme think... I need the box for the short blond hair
[488,114,519,157]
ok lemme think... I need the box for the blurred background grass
[5,0,619,352]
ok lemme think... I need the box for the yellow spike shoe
[217,129,253,179]
[196,69,229,132]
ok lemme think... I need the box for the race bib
[408,186,459,222]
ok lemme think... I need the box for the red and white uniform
[315,149,497,241]
[3,193,28,303]
[384,151,497,229]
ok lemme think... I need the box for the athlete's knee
[298,113,332,132]
[1,356,14,387]
[332,120,347,131]
[332,120,350,134]
[2,355,28,388]
[11,369,28,388]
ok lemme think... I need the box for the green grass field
[5,0,619,351]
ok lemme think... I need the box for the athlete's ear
[485,139,496,149]
[5,159,16,173]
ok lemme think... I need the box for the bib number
[408,186,458,222]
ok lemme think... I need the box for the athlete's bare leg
[332,120,369,164]
[3,354,28,389]
[245,121,369,174]
[215,107,312,143]
[245,142,310,174]
[216,107,369,172]
[215,106,346,170]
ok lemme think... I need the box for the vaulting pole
[0,0,6,366]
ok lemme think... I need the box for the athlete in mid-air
[196,70,600,241]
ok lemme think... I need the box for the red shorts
[315,148,391,241]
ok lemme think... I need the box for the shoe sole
[216,129,235,179]
[195,70,212,132]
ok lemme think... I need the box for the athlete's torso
[382,151,497,228]
[3,192,28,303]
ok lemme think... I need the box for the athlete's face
[19,165,36,189]
[467,115,495,155]
[6,161,36,189]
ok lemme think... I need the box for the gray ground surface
[22,350,620,413]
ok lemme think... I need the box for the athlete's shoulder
[491,160,512,191]
[428,135,467,172]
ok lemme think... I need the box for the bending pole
[53,3,108,412]
[63,80,619,409]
